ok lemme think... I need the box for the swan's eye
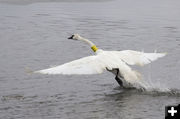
[68,35,74,39]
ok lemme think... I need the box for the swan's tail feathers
[134,70,142,80]
[125,70,142,82]
[120,69,143,89]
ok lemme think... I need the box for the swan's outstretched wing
[35,55,106,75]
[113,50,166,66]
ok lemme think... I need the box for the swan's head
[68,34,81,40]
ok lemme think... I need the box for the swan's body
[35,34,166,88]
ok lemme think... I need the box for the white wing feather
[113,50,166,66]
[35,55,106,75]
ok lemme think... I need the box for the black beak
[68,35,74,39]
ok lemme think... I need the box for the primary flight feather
[35,34,166,88]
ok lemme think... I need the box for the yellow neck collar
[91,45,98,52]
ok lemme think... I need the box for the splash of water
[125,64,180,96]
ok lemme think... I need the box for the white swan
[35,34,166,88]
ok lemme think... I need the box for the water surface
[0,0,180,118]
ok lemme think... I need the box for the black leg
[115,75,124,87]
[115,69,124,87]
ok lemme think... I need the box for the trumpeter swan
[35,34,166,88]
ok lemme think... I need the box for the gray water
[0,0,180,119]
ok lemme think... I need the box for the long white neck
[78,36,94,46]
[78,36,98,52]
